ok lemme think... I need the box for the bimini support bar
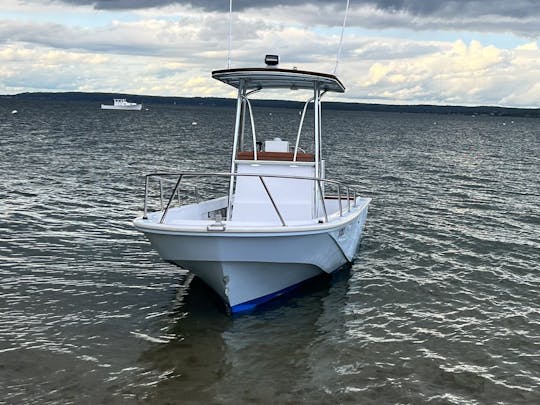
[241,87,261,160]
[313,85,321,218]
[318,90,327,168]
[227,81,244,220]
[242,97,257,160]
[293,96,314,162]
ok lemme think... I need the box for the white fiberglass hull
[101,104,142,110]
[134,198,369,313]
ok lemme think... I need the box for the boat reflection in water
[133,268,352,403]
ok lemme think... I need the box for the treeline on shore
[3,91,539,118]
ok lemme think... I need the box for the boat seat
[237,151,315,162]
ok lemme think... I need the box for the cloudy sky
[1,0,539,107]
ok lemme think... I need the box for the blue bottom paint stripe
[230,277,319,314]
[229,262,353,314]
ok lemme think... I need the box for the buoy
[11,110,18,114]
[192,122,197,126]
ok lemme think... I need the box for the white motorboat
[101,98,142,110]
[133,55,370,313]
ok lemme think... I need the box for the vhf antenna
[227,0,233,68]
[334,0,351,75]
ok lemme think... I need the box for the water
[0,99,539,404]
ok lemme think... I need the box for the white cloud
[0,1,539,107]
[342,39,540,107]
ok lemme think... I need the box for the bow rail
[142,172,359,226]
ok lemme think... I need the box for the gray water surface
[0,100,539,404]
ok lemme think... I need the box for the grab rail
[141,172,360,225]
[258,176,286,226]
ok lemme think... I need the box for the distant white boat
[101,98,142,110]
[133,55,371,314]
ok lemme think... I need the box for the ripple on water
[1,104,539,403]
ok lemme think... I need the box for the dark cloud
[57,1,332,12]
[57,0,540,20]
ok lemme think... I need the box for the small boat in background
[101,98,142,110]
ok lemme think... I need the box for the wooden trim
[237,151,315,162]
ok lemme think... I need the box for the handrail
[316,180,329,223]
[338,183,343,216]
[160,175,183,223]
[143,171,360,224]
[143,176,149,219]
[159,179,164,211]
[258,176,286,226]
[143,175,201,220]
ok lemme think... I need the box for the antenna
[333,0,350,75]
[227,0,233,68]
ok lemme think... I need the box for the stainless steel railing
[142,172,359,226]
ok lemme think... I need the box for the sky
[1,0,539,107]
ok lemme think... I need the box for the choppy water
[0,99,539,404]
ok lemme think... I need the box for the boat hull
[101,104,142,110]
[134,200,369,312]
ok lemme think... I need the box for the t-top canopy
[212,68,345,93]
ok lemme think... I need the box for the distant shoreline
[2,91,539,118]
